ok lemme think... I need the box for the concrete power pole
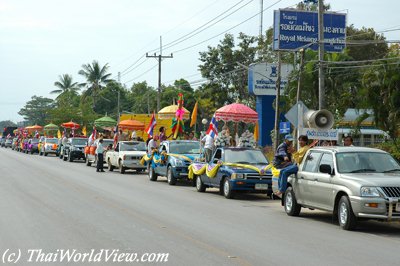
[146,36,173,112]
[273,51,282,152]
[318,0,325,109]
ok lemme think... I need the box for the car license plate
[255,184,268,190]
[396,203,400,212]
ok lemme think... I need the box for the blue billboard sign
[273,9,346,52]
[279,122,291,134]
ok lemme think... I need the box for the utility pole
[118,72,121,84]
[146,36,173,112]
[273,51,282,152]
[318,0,325,109]
[259,0,263,39]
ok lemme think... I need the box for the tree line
[15,3,400,142]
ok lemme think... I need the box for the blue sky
[1,0,399,122]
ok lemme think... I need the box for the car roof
[309,146,387,154]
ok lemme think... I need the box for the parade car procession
[2,98,400,232]
[4,130,400,231]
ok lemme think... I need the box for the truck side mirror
[320,164,334,175]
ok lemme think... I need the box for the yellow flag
[57,130,61,138]
[82,126,87,137]
[254,121,259,142]
[190,101,198,127]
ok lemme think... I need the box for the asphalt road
[1,147,400,266]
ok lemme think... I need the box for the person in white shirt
[201,134,214,162]
[96,138,105,172]
[147,135,159,154]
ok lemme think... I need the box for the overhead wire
[172,0,284,54]
[146,0,251,54]
[124,63,158,84]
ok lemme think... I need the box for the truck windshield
[224,149,269,165]
[120,142,146,151]
[46,138,58,144]
[169,141,200,154]
[71,139,87,145]
[336,152,400,173]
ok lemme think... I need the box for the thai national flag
[113,125,119,148]
[146,112,157,137]
[89,126,97,141]
[206,115,218,138]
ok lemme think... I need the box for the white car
[106,141,147,174]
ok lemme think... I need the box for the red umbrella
[118,119,145,131]
[61,121,80,129]
[215,103,258,123]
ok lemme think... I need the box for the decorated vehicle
[21,138,29,153]
[11,137,18,150]
[283,146,400,230]
[143,140,201,185]
[85,138,114,167]
[39,137,59,156]
[37,136,45,153]
[106,141,147,174]
[189,147,273,199]
[4,137,13,148]
[26,138,39,154]
[62,137,87,162]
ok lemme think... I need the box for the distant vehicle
[11,137,18,150]
[283,146,400,230]
[2,126,17,139]
[0,137,6,147]
[21,139,29,153]
[106,141,147,174]
[39,138,59,156]
[26,138,39,154]
[192,147,273,199]
[63,138,87,162]
[148,140,201,185]
[85,139,114,167]
[4,138,13,148]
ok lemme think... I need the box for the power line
[124,63,158,84]
[161,0,255,52]
[146,0,251,54]
[172,0,283,54]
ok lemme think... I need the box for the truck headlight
[231,173,244,179]
[360,187,380,197]
[175,159,185,166]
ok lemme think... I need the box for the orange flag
[254,121,259,142]
[190,101,198,127]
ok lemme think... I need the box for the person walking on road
[96,138,105,172]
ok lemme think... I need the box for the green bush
[374,139,400,161]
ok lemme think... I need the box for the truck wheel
[44,152,47,156]
[223,177,235,199]
[149,167,158,181]
[39,150,43,156]
[63,152,67,161]
[167,166,177,185]
[68,153,73,162]
[108,159,114,171]
[119,161,125,174]
[284,187,301,216]
[86,156,91,166]
[196,175,206,192]
[338,196,357,230]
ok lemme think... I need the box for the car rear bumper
[123,160,146,169]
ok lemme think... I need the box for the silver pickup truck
[284,146,400,230]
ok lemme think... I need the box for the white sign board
[301,128,339,141]
[248,63,293,96]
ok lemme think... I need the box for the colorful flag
[89,126,97,141]
[57,130,61,138]
[206,115,218,138]
[145,112,157,137]
[190,101,198,128]
[254,121,259,142]
[113,125,119,148]
[34,130,39,138]
[82,126,87,137]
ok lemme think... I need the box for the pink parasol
[214,103,258,123]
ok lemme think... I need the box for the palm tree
[78,60,113,108]
[50,74,80,98]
